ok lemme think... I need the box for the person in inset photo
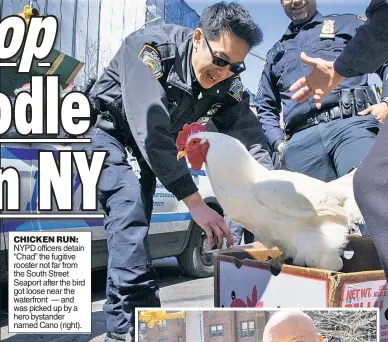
[263,311,322,342]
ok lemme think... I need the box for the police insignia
[228,75,243,102]
[357,15,367,22]
[138,44,163,79]
[320,19,335,39]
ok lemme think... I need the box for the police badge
[228,75,243,102]
[138,44,163,79]
[320,19,336,39]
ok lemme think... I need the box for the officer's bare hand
[183,192,233,249]
[289,52,344,109]
[358,103,388,124]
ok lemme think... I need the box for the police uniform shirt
[334,0,388,77]
[256,11,388,150]
[89,24,273,201]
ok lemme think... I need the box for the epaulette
[325,13,364,20]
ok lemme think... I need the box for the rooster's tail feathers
[316,203,348,218]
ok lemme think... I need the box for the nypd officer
[290,0,388,108]
[288,0,388,279]
[85,3,273,342]
[256,0,388,184]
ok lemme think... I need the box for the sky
[185,0,380,93]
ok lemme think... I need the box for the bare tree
[74,39,102,88]
[306,310,378,342]
[138,328,147,342]
[84,39,100,83]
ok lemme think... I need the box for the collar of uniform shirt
[190,63,203,99]
[186,40,207,98]
[283,11,325,37]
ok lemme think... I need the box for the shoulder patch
[138,44,163,79]
[357,15,367,22]
[227,75,243,102]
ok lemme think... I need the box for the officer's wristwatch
[382,97,388,108]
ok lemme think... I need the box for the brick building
[140,316,186,342]
[203,311,269,342]
[203,311,236,342]
[139,311,269,342]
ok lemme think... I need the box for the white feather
[190,131,363,271]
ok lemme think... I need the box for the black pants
[354,118,388,280]
[284,115,380,182]
[82,128,160,337]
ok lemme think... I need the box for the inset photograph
[136,308,378,342]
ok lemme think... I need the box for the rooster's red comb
[176,122,207,151]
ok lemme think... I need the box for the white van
[0,136,223,285]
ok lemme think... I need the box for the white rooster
[176,123,364,271]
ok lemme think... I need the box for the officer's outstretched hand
[289,52,344,109]
[183,192,233,249]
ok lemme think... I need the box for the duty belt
[285,86,380,140]
[285,106,342,140]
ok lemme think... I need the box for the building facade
[203,311,268,342]
[140,311,269,342]
[140,317,186,342]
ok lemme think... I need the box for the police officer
[290,0,388,107]
[85,3,273,341]
[288,0,388,280]
[256,0,388,184]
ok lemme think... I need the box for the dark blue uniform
[336,0,388,280]
[84,24,273,342]
[256,11,388,182]
[334,0,388,77]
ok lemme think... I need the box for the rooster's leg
[267,253,286,269]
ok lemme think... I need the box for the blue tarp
[165,0,199,29]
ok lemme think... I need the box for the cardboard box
[214,236,388,339]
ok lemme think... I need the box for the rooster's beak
[177,150,187,160]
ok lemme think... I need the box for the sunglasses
[203,35,246,74]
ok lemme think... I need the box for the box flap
[217,247,333,278]
[328,271,386,307]
[217,235,382,274]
